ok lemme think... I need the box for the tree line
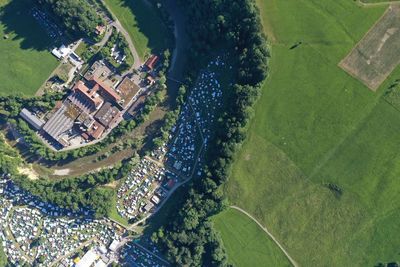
[35,0,103,40]
[12,160,132,218]
[152,0,269,266]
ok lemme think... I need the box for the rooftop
[94,102,121,128]
[115,77,141,108]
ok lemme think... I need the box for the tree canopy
[36,0,103,39]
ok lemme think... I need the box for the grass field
[213,208,291,267]
[104,0,172,59]
[225,0,400,266]
[339,5,400,90]
[0,0,58,96]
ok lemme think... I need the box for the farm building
[144,55,159,70]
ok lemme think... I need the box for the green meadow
[104,0,171,59]
[213,208,291,267]
[226,0,400,266]
[0,0,58,96]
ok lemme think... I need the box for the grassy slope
[0,0,58,96]
[226,0,400,266]
[104,0,171,59]
[213,208,291,267]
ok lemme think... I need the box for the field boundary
[338,5,400,91]
[357,0,400,7]
[230,206,299,267]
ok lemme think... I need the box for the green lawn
[226,0,400,266]
[104,0,172,59]
[213,208,291,267]
[74,41,89,57]
[0,0,58,96]
[109,193,129,227]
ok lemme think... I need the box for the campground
[225,0,400,266]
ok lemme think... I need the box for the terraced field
[225,0,400,266]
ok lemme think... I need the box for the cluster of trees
[0,93,63,118]
[153,0,269,265]
[0,134,21,175]
[100,29,132,72]
[150,85,186,149]
[376,263,400,267]
[36,0,103,39]
[134,87,166,124]
[13,161,132,218]
[151,178,228,266]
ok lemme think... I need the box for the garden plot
[339,5,400,91]
[165,57,225,178]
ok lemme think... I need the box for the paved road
[100,0,142,70]
[94,25,113,47]
[99,0,142,72]
[230,206,299,267]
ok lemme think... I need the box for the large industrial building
[20,60,142,149]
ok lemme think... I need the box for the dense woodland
[152,0,269,266]
[36,0,103,39]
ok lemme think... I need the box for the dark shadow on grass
[117,0,173,54]
[0,0,54,51]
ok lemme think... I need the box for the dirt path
[230,206,299,267]
[357,0,400,7]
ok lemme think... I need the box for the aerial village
[20,45,159,150]
[1,0,232,264]
[2,46,230,265]
[115,57,229,225]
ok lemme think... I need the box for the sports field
[213,208,291,267]
[0,0,58,96]
[226,0,400,266]
[104,0,171,59]
[340,5,400,91]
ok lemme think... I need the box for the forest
[152,0,269,265]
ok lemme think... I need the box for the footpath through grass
[213,208,291,267]
[104,0,171,59]
[0,0,58,96]
[226,0,400,266]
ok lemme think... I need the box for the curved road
[230,206,299,267]
[100,0,142,70]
